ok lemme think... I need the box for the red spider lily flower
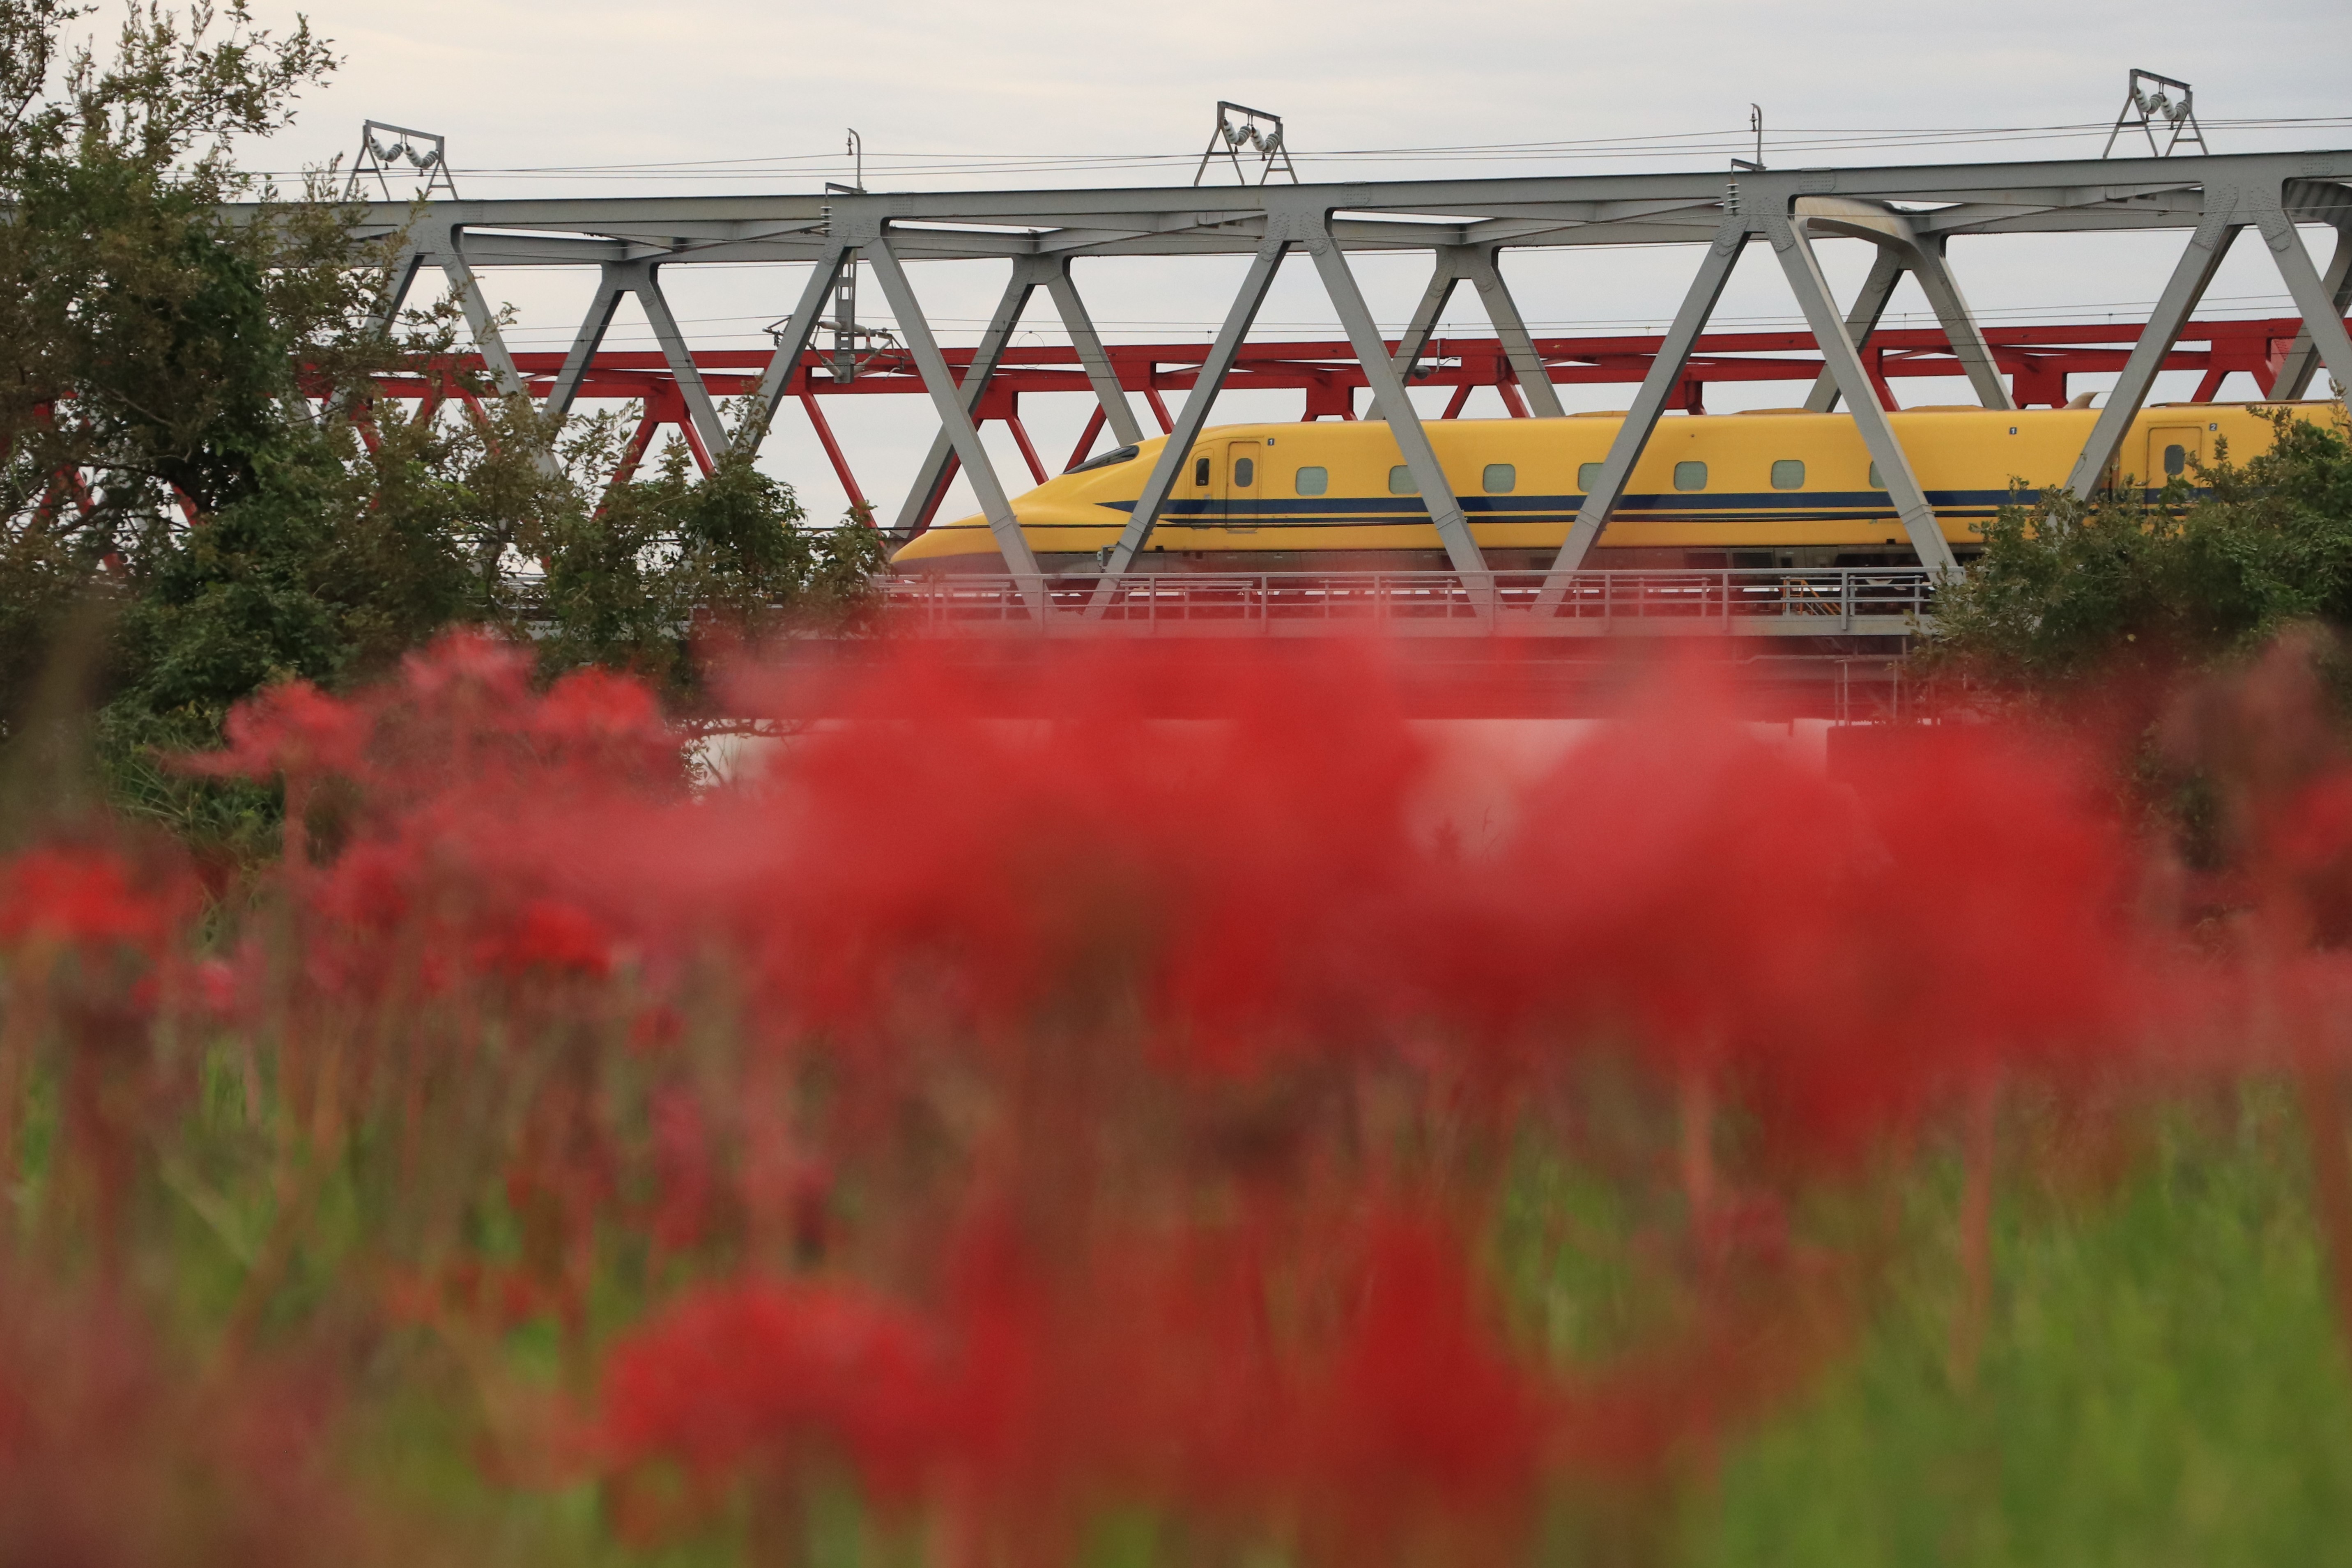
[310,839,415,933]
[395,629,534,708]
[0,1282,371,1568]
[931,1207,1553,1543]
[646,1086,717,1252]
[474,898,614,980]
[194,634,2204,1554]
[528,668,682,783]
[930,1218,1292,1527]
[702,641,1429,1077]
[595,1280,952,1503]
[628,1003,684,1057]
[1829,724,2143,1088]
[532,667,665,745]
[1304,1214,1546,1527]
[0,846,171,953]
[192,957,238,1017]
[194,680,369,781]
[2261,769,2352,944]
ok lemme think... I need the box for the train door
[2145,424,2205,489]
[1224,440,1261,532]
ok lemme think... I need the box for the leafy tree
[0,0,880,847]
[531,426,885,697]
[1921,404,2352,866]
[1924,404,2352,696]
[2,0,350,719]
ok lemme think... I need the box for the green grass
[319,1089,2352,1564]
[477,1090,2347,1568]
[1691,1093,2352,1568]
[33,1044,2352,1565]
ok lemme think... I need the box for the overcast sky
[212,0,2352,518]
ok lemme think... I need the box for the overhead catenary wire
[328,114,2349,362]
[258,113,2352,187]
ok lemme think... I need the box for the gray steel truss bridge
[258,145,2352,636]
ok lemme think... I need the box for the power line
[261,113,2352,187]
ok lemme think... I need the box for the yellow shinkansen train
[890,402,2327,574]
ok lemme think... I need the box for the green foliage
[1926,406,2352,693]
[0,2,352,519]
[1692,1095,2352,1567]
[0,0,881,848]
[531,431,886,700]
[103,422,481,737]
[1,1,354,732]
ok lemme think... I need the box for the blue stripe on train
[1022,487,2205,532]
[1098,488,2039,519]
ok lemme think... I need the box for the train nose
[887,512,990,565]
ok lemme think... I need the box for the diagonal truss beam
[1461,247,1568,418]
[735,240,853,456]
[1798,207,2010,415]
[373,229,531,406]
[892,255,1060,535]
[1092,236,1291,590]
[1768,215,1961,574]
[378,228,557,477]
[2251,195,2352,407]
[441,244,531,404]
[1539,218,1748,595]
[862,234,1047,607]
[630,264,727,461]
[1300,216,1492,587]
[2064,192,2244,496]
[1391,255,1463,376]
[543,258,726,460]
[1803,246,1906,412]
[1044,262,1146,447]
[1384,246,1566,421]
[1908,238,2014,411]
[545,282,627,423]
[1543,202,1967,592]
[2274,199,2352,399]
[372,245,430,336]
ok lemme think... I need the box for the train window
[1233,457,1255,487]
[1389,465,1419,495]
[2163,443,2188,477]
[1193,456,1211,487]
[1868,461,1884,489]
[1576,461,1603,492]
[1673,461,1708,491]
[1294,466,1329,495]
[1770,459,1805,490]
[1482,463,1516,494]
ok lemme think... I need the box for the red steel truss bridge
[357,314,2338,524]
[217,144,2352,650]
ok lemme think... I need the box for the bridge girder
[248,147,2352,625]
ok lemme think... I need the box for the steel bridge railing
[878,568,1936,638]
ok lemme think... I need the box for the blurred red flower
[195,679,369,781]
[596,1280,950,1503]
[0,846,170,953]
